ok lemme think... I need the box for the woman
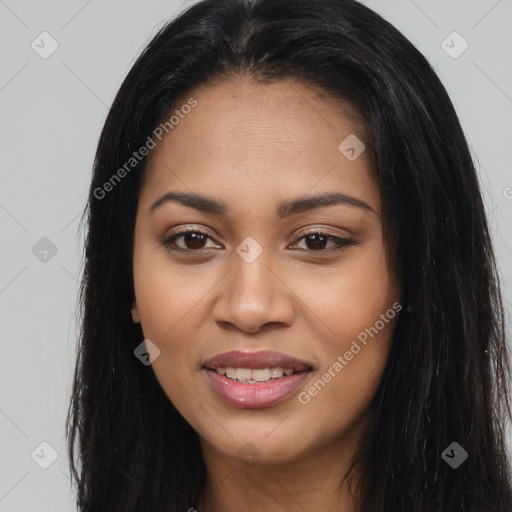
[66,0,512,510]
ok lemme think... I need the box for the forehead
[141,78,379,216]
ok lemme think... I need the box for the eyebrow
[149,191,377,218]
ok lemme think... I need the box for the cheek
[296,242,397,407]
[132,237,199,384]
[132,231,216,339]
[132,256,210,410]
[299,239,397,338]
[295,311,396,451]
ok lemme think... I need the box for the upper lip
[203,350,312,371]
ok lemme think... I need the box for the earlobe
[130,303,141,323]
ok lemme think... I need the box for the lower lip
[204,369,311,408]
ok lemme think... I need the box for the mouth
[202,350,313,408]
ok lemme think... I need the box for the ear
[130,301,140,323]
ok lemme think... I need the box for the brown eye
[180,232,208,250]
[290,231,356,255]
[162,230,217,251]
[302,233,331,250]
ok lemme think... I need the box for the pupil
[307,234,327,250]
[185,233,206,249]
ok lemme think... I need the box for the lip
[202,350,313,408]
[203,350,312,371]
[204,368,311,408]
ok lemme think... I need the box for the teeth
[252,368,270,381]
[270,367,284,378]
[215,367,297,382]
[236,368,252,381]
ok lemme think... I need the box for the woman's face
[132,78,400,465]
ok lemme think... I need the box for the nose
[211,250,295,334]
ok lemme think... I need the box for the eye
[289,231,356,255]
[161,229,219,252]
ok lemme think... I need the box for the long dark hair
[66,0,512,510]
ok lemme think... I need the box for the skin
[131,78,401,512]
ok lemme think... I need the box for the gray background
[1,1,511,510]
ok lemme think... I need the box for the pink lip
[203,350,312,371]
[204,368,311,408]
[202,350,313,408]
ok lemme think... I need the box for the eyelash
[161,228,355,256]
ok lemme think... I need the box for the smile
[203,350,312,408]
